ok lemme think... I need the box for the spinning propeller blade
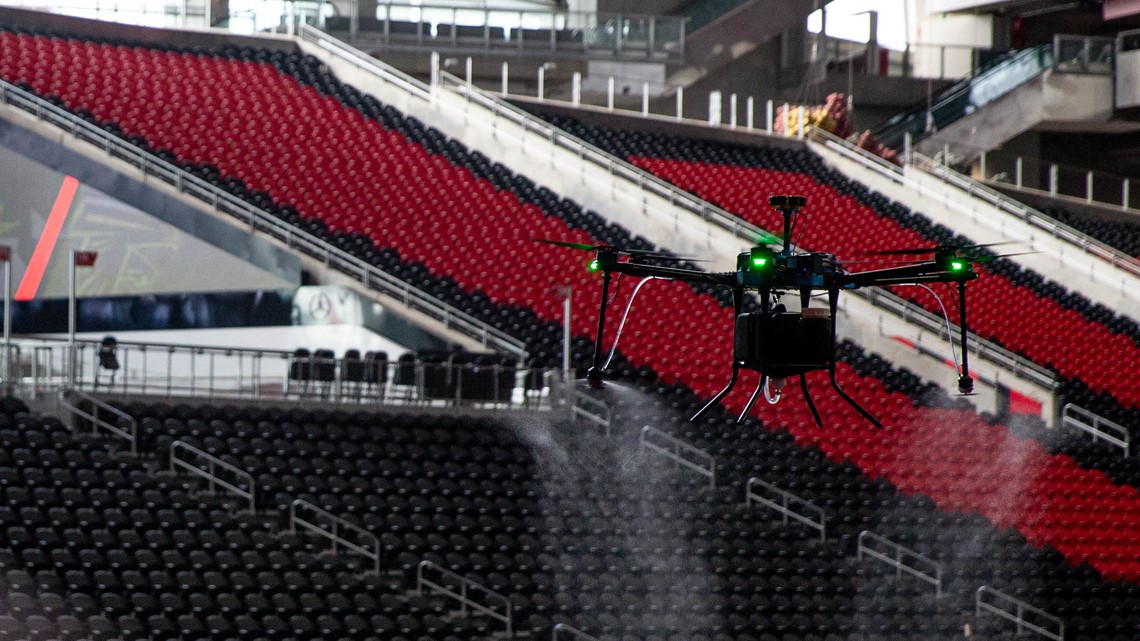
[534,238,709,263]
[863,241,1017,256]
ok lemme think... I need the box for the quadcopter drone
[542,195,1015,429]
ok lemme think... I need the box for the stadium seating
[7,30,1140,625]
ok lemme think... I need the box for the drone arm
[839,263,978,289]
[608,261,736,286]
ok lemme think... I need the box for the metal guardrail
[745,477,826,541]
[299,22,433,100]
[1061,403,1131,456]
[290,499,381,574]
[56,387,138,454]
[552,623,601,641]
[169,440,256,511]
[976,586,1064,641]
[417,560,512,636]
[912,152,1140,283]
[435,70,779,246]
[572,393,611,436]
[639,426,716,487]
[857,531,943,597]
[0,77,526,361]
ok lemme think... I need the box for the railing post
[641,81,649,116]
[904,133,913,165]
[572,72,581,106]
[537,65,545,101]
[766,99,773,133]
[607,76,615,111]
[1049,164,1058,195]
[1016,157,1023,188]
[729,93,737,128]
[465,57,473,90]
[430,51,440,86]
[1123,178,1130,209]
[675,86,683,120]
[746,96,754,130]
[979,150,986,180]
[1086,170,1094,202]
[709,91,722,126]
[797,105,806,138]
[500,62,509,96]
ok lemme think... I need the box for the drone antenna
[768,195,806,256]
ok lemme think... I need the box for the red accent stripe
[15,176,79,301]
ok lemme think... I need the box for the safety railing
[290,500,381,574]
[980,149,1140,211]
[56,387,138,454]
[1061,403,1131,456]
[857,531,943,597]
[0,77,525,361]
[417,560,512,636]
[552,622,601,641]
[911,151,1140,282]
[976,586,1064,641]
[572,393,611,437]
[640,426,716,487]
[299,22,433,100]
[169,441,256,511]
[314,1,685,62]
[435,69,779,247]
[745,477,826,541]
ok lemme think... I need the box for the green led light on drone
[752,257,768,267]
[950,260,966,271]
[589,259,599,272]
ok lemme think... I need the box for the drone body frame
[578,195,980,429]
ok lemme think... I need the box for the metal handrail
[417,560,512,636]
[745,477,826,541]
[553,623,601,641]
[912,152,1140,281]
[976,586,1064,641]
[0,77,526,360]
[1061,403,1131,456]
[436,70,774,244]
[169,440,256,511]
[299,23,432,100]
[857,531,943,597]
[56,386,138,454]
[290,499,381,574]
[572,393,611,437]
[639,426,715,488]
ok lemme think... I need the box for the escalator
[869,45,1052,151]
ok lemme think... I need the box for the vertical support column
[68,250,76,387]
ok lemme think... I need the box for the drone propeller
[863,241,1018,257]
[534,238,709,262]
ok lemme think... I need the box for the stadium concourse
[0,16,1139,641]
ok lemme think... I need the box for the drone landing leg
[691,364,740,422]
[800,373,823,427]
[737,374,767,423]
[829,366,883,429]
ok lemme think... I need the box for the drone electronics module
[541,195,1019,429]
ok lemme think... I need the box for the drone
[541,195,1016,429]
